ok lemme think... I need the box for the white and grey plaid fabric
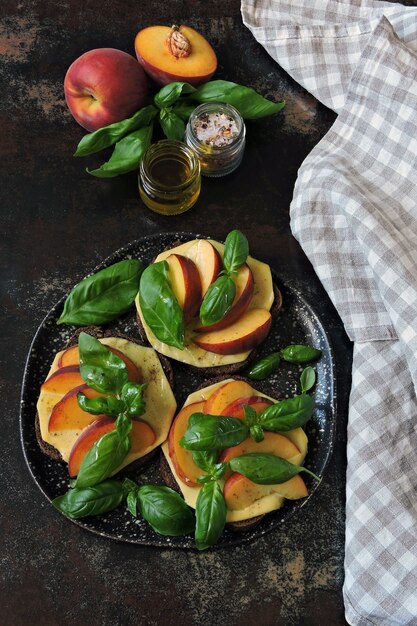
[242,2,417,625]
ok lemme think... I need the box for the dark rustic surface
[1,1,351,624]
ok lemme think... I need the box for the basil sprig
[74,105,158,157]
[281,345,322,364]
[77,381,147,417]
[87,125,153,178]
[134,485,195,536]
[78,332,129,394]
[180,414,249,451]
[57,259,144,326]
[190,80,285,119]
[229,453,320,484]
[52,480,129,519]
[199,230,249,327]
[139,261,185,349]
[73,414,132,489]
[258,394,314,432]
[73,80,284,178]
[195,481,227,551]
[247,345,322,380]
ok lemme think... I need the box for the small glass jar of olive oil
[139,140,201,215]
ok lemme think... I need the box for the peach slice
[193,308,272,355]
[135,25,217,87]
[68,417,156,477]
[41,366,84,394]
[168,400,206,486]
[195,264,254,333]
[218,431,301,481]
[57,345,142,383]
[185,239,222,298]
[166,254,202,322]
[204,379,255,416]
[48,385,108,433]
[221,395,273,420]
[224,472,308,510]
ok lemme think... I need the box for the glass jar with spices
[185,102,246,177]
[139,140,201,215]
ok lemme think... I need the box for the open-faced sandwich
[36,328,176,477]
[161,376,317,542]
[136,230,282,376]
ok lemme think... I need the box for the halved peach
[221,395,273,419]
[204,379,254,416]
[185,239,222,298]
[224,472,308,510]
[68,417,156,477]
[41,366,84,394]
[48,385,108,432]
[135,25,217,87]
[166,253,202,322]
[194,308,272,355]
[195,264,254,332]
[57,344,142,383]
[219,431,301,480]
[168,400,206,486]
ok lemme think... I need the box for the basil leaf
[180,413,249,450]
[77,392,124,417]
[57,259,144,326]
[74,105,157,157]
[243,404,258,427]
[259,394,314,432]
[159,108,185,141]
[154,82,196,108]
[172,100,196,121]
[120,382,147,416]
[126,490,138,517]
[139,261,185,349]
[223,229,249,274]
[115,413,132,440]
[137,485,195,536]
[229,453,320,484]
[192,449,218,472]
[195,481,226,550]
[250,424,265,443]
[87,125,153,178]
[191,80,285,119]
[78,332,128,394]
[199,275,236,326]
[280,345,322,364]
[300,367,316,394]
[52,480,127,519]
[74,428,131,488]
[247,352,281,380]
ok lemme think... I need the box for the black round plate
[20,232,336,548]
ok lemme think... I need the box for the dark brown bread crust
[36,327,174,466]
[159,452,264,533]
[136,283,283,378]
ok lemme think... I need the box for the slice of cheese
[136,239,275,368]
[37,338,177,469]
[162,379,308,523]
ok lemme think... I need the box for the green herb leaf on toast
[195,481,227,550]
[57,259,144,326]
[139,261,185,349]
[229,453,320,484]
[259,394,314,432]
[223,229,249,274]
[78,332,129,394]
[199,274,236,327]
[180,414,249,450]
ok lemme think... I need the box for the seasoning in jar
[139,140,201,215]
[185,103,246,177]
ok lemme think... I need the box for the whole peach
[64,48,148,131]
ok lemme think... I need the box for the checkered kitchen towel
[242,2,417,624]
